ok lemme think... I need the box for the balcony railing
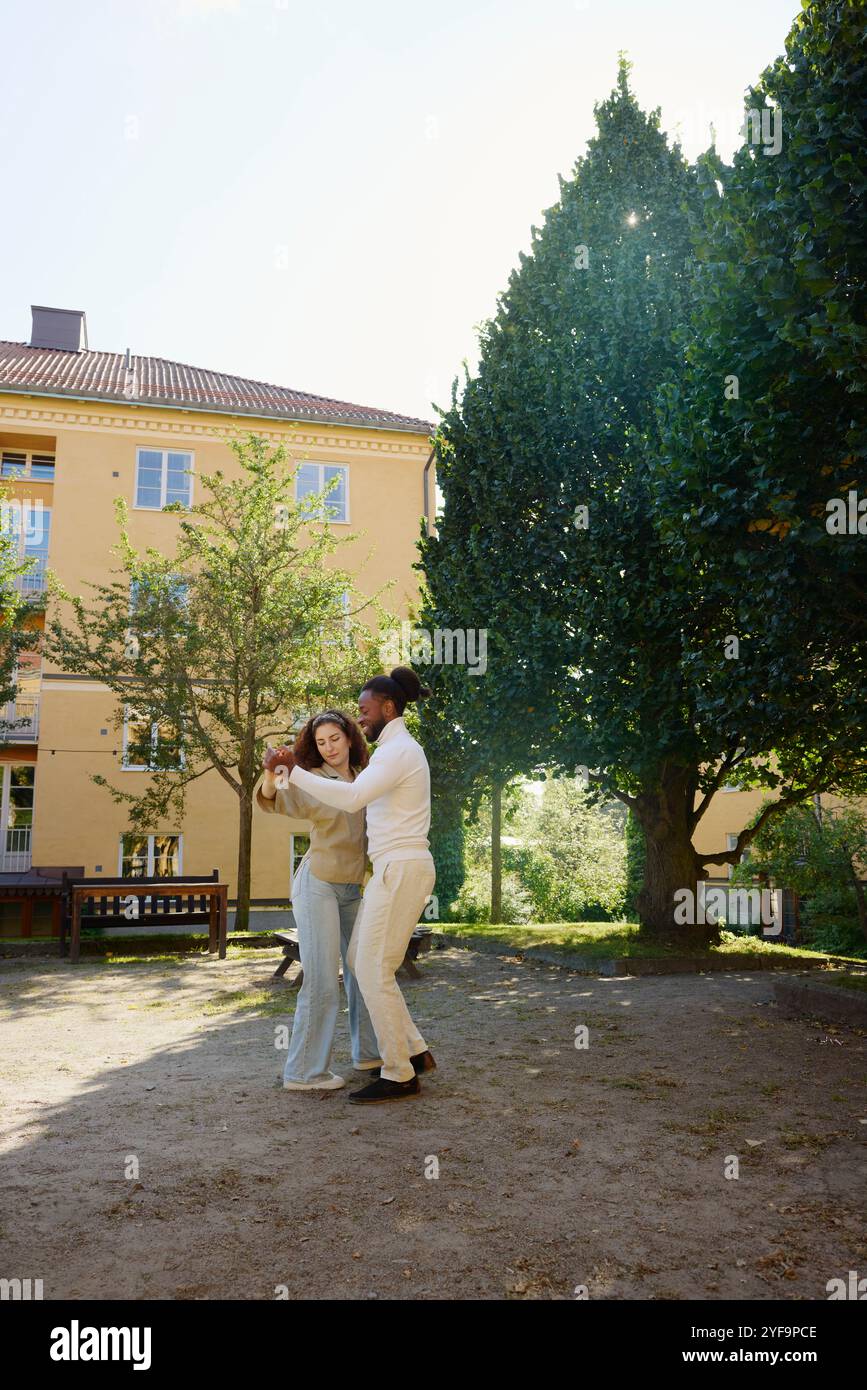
[0,827,32,872]
[0,695,39,742]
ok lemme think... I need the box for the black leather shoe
[348,1076,420,1103]
[366,1050,436,1080]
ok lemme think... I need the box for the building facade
[0,307,434,931]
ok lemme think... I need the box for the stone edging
[772,977,867,1030]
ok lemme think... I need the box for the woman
[257,710,381,1090]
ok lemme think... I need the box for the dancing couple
[257,666,437,1104]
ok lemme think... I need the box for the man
[264,666,437,1103]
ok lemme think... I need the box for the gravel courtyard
[1,944,865,1301]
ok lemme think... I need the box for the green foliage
[652,0,867,818]
[454,862,535,925]
[416,23,867,934]
[43,433,379,926]
[732,797,867,954]
[429,817,465,920]
[422,61,704,795]
[452,777,626,924]
[418,60,717,933]
[512,778,627,920]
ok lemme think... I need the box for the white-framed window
[126,576,190,658]
[1,655,40,741]
[0,448,55,481]
[122,706,185,771]
[295,463,349,523]
[289,833,309,897]
[129,576,190,610]
[119,832,182,878]
[0,763,35,871]
[1,502,51,593]
[725,831,751,879]
[134,447,194,510]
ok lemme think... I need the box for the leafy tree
[650,0,867,887]
[44,434,374,929]
[421,31,867,941]
[421,60,719,939]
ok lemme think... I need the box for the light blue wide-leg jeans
[283,860,382,1083]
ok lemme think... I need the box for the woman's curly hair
[293,709,370,772]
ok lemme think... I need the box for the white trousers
[347,855,436,1082]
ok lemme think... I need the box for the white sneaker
[283,1072,345,1091]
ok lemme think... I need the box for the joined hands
[263,744,297,774]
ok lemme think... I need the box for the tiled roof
[0,340,433,435]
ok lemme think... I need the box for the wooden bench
[270,923,434,988]
[61,870,229,962]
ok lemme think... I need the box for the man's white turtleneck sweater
[287,716,430,867]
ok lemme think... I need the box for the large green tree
[44,434,373,929]
[651,0,867,878]
[421,61,718,938]
[421,26,867,939]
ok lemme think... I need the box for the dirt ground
[1,944,865,1301]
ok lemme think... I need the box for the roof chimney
[30,305,88,352]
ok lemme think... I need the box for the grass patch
[202,988,293,1018]
[676,1106,756,1137]
[435,921,852,963]
[779,1130,838,1152]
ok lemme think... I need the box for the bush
[800,887,867,958]
[453,862,535,924]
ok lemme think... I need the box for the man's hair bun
[389,666,432,703]
[361,666,432,714]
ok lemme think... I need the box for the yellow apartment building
[0,305,434,932]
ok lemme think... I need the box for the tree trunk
[490,780,503,925]
[634,766,718,945]
[235,789,253,933]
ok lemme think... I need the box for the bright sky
[1,0,797,425]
